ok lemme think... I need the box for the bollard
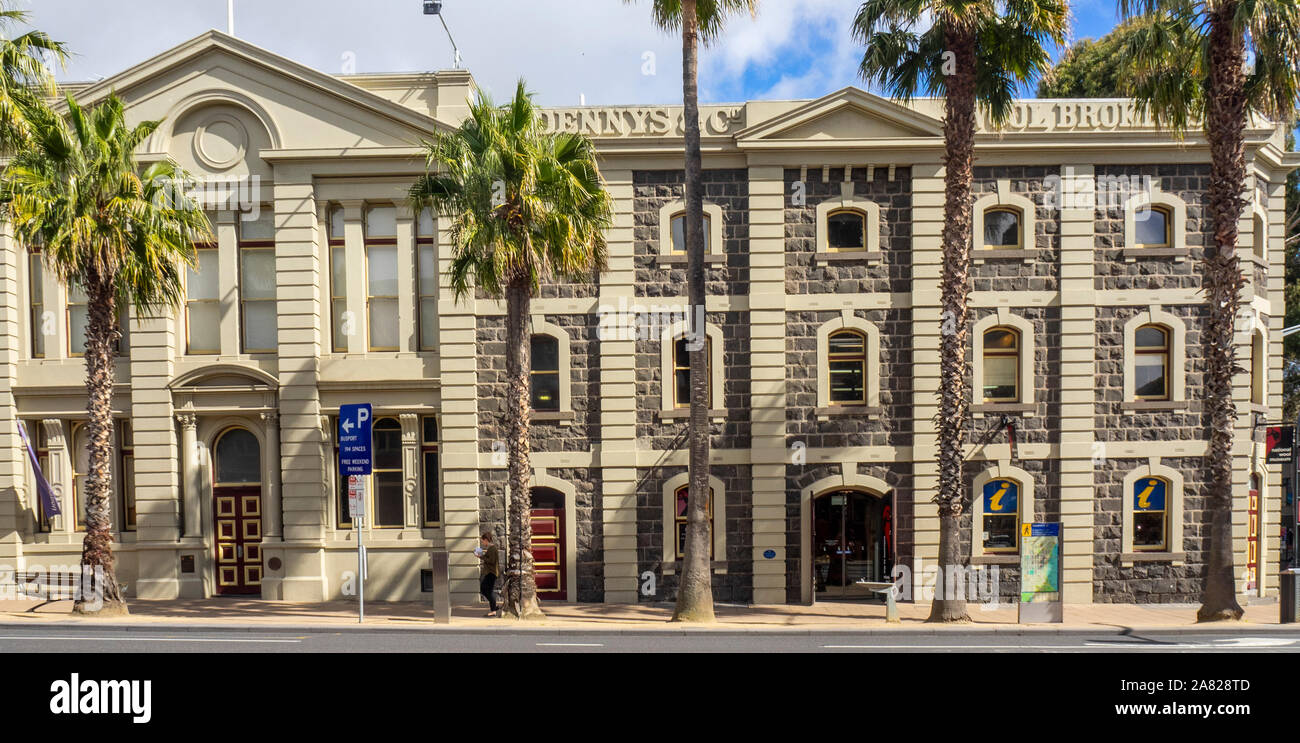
[430,550,451,624]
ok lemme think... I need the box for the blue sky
[27,0,1125,105]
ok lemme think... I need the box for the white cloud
[27,0,874,105]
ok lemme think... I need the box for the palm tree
[411,81,612,619]
[0,1,66,150]
[1119,0,1300,622]
[625,0,757,624]
[854,0,1066,621]
[3,95,210,615]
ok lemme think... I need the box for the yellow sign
[1022,523,1033,538]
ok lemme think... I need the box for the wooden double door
[214,486,263,595]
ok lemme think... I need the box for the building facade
[0,31,1295,606]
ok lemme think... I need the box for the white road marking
[0,635,302,643]
[536,642,603,647]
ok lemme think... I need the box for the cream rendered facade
[0,31,1296,605]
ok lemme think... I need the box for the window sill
[1121,551,1186,566]
[971,403,1036,416]
[531,411,574,425]
[813,251,882,263]
[1121,247,1188,262]
[973,249,1036,264]
[815,405,883,421]
[971,554,1019,566]
[1244,253,1269,270]
[1248,403,1269,415]
[654,254,726,266]
[1119,401,1186,413]
[662,560,728,576]
[659,408,728,424]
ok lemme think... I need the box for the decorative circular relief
[193,114,248,171]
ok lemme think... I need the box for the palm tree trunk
[928,27,976,623]
[1197,3,1247,622]
[504,274,543,619]
[74,274,127,615]
[672,0,715,623]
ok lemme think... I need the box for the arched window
[981,477,1020,554]
[827,329,867,405]
[673,483,714,560]
[1132,475,1169,552]
[214,428,261,485]
[371,417,404,528]
[673,335,712,408]
[1134,324,1170,401]
[981,327,1020,402]
[983,207,1022,249]
[826,208,867,252]
[530,334,561,412]
[1134,205,1172,249]
[669,211,711,255]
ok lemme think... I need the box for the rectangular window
[417,207,437,351]
[28,421,51,533]
[29,251,44,358]
[70,422,87,532]
[981,479,1019,554]
[827,330,867,405]
[531,335,561,411]
[328,208,348,353]
[332,417,351,530]
[238,210,277,353]
[67,285,88,357]
[674,485,714,560]
[118,419,136,531]
[674,337,712,408]
[421,416,439,526]
[186,247,221,354]
[365,206,399,352]
[1133,477,1168,551]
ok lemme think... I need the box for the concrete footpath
[0,596,1294,635]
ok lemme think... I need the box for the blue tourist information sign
[1018,521,1063,623]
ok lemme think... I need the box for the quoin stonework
[1,32,1295,606]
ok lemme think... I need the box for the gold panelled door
[214,486,263,595]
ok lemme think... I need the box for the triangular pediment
[737,87,942,145]
[63,31,448,156]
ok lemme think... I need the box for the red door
[530,487,566,601]
[1247,475,1260,592]
[214,486,263,595]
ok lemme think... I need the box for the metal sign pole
[358,510,365,624]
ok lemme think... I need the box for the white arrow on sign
[341,419,354,433]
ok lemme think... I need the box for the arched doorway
[213,427,263,596]
[812,489,892,599]
[530,487,567,601]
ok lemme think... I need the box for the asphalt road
[3,625,1300,652]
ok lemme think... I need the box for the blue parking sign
[338,403,373,476]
